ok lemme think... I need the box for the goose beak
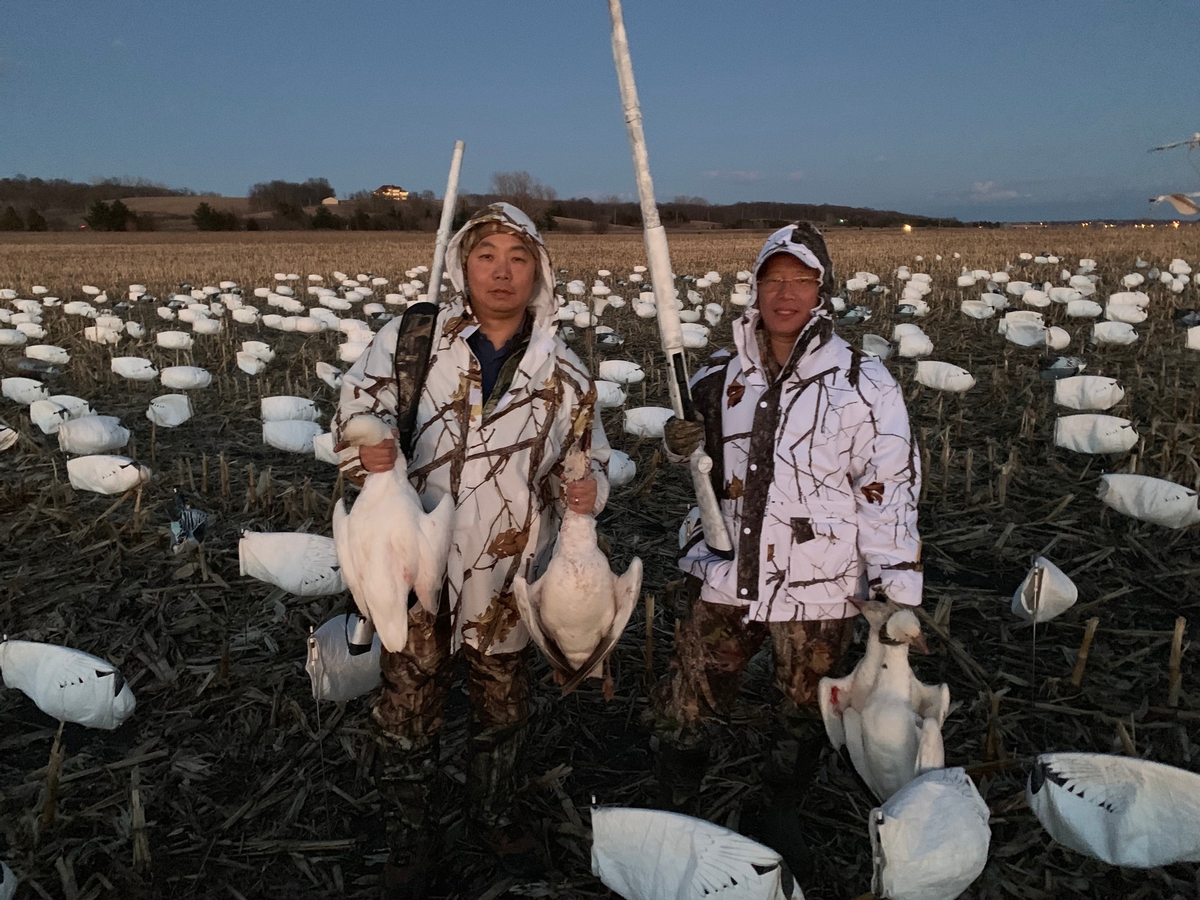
[912,633,930,655]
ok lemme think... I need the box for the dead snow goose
[238,532,346,595]
[332,416,455,652]
[1027,753,1200,867]
[591,806,803,900]
[67,455,151,494]
[0,637,136,729]
[841,609,949,802]
[513,450,641,698]
[820,600,892,749]
[870,767,990,900]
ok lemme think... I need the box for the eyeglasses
[758,277,821,293]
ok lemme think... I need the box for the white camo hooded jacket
[334,203,611,655]
[678,222,922,621]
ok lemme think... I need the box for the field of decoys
[2,224,1200,899]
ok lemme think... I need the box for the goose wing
[413,491,455,614]
[512,575,575,677]
[559,557,642,696]
[818,674,854,750]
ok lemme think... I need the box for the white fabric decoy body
[870,767,990,900]
[0,860,15,900]
[305,613,381,702]
[1096,474,1200,528]
[513,451,642,699]
[838,610,949,802]
[331,415,455,653]
[1012,557,1077,623]
[0,637,136,729]
[67,455,151,495]
[591,806,804,900]
[1027,753,1200,868]
[238,532,347,596]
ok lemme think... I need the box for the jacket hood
[445,202,558,322]
[749,221,837,319]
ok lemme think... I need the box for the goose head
[880,608,928,654]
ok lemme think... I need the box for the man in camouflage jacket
[334,203,610,887]
[656,222,921,877]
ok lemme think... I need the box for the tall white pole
[608,0,733,558]
[426,139,466,303]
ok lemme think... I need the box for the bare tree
[490,171,557,204]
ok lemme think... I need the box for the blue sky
[2,1,1198,221]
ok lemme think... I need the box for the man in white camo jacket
[655,221,922,879]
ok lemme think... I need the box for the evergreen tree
[24,208,47,232]
[0,206,23,231]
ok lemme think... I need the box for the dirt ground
[1,228,1199,899]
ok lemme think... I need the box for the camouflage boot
[750,708,825,883]
[373,730,440,900]
[651,725,711,815]
[467,720,540,875]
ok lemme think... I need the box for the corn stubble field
[1,227,1199,900]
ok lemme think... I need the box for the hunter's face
[756,253,822,345]
[466,232,537,321]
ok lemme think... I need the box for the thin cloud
[112,37,125,48]
[971,181,1019,202]
[703,170,764,182]
[786,171,805,181]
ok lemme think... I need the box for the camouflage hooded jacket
[334,203,611,655]
[678,223,922,621]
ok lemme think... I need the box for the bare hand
[358,437,398,473]
[564,477,598,514]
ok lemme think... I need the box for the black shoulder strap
[392,301,439,460]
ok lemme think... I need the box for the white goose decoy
[870,767,990,900]
[1012,557,1077,623]
[513,451,642,698]
[305,612,381,702]
[58,415,130,455]
[332,416,455,653]
[591,807,803,900]
[0,637,136,729]
[1097,474,1200,528]
[0,860,15,900]
[841,610,949,802]
[0,427,16,451]
[238,532,347,596]
[67,455,151,494]
[1027,753,1200,867]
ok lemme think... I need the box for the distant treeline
[0,175,191,213]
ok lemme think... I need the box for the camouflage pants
[371,603,531,858]
[653,577,855,737]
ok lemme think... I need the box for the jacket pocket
[786,516,860,593]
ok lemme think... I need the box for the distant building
[373,185,409,201]
[321,197,339,206]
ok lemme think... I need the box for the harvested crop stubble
[1,226,1199,899]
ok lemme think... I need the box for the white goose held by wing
[331,416,454,653]
[513,450,641,700]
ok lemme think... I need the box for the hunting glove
[663,415,705,458]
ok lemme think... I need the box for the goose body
[870,767,990,900]
[331,416,454,653]
[513,452,640,698]
[1027,753,1200,867]
[0,638,136,729]
[819,600,891,749]
[841,610,949,801]
[591,806,803,900]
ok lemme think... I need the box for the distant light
[902,224,913,233]
[1173,221,1181,229]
